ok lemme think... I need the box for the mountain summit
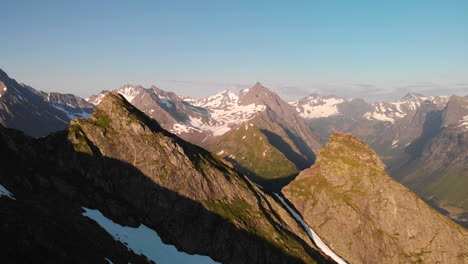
[283,133,467,264]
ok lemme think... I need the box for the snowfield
[0,184,15,200]
[291,97,344,119]
[82,207,218,264]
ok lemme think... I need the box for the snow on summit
[290,96,345,119]
[181,89,266,136]
[364,94,449,123]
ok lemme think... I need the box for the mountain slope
[290,95,371,142]
[87,85,266,144]
[0,92,333,264]
[88,83,321,191]
[393,95,468,226]
[207,121,299,190]
[0,68,93,137]
[204,83,320,190]
[283,133,467,264]
[349,94,449,166]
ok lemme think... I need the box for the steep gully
[254,181,348,264]
[274,193,348,264]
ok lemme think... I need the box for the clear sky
[2,0,468,101]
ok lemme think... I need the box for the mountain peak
[250,82,268,91]
[284,131,467,264]
[85,91,162,135]
[320,132,385,171]
[242,82,277,100]
[402,92,425,101]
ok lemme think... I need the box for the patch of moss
[93,114,111,128]
[67,124,93,154]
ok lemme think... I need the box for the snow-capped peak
[183,89,266,136]
[86,90,110,105]
[193,89,240,110]
[291,95,346,119]
[117,85,143,103]
[364,95,448,123]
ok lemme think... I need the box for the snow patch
[293,97,344,119]
[273,194,348,264]
[87,93,106,105]
[364,96,433,123]
[104,258,113,264]
[51,104,92,120]
[171,123,201,134]
[159,98,173,108]
[54,115,69,124]
[190,91,266,136]
[458,115,468,132]
[0,184,15,200]
[118,86,141,103]
[82,207,218,264]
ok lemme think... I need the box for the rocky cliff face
[283,133,468,264]
[0,92,333,264]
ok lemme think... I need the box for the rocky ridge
[283,132,467,264]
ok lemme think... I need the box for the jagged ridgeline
[283,133,468,264]
[0,92,334,264]
[86,82,321,191]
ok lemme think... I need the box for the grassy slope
[207,123,298,180]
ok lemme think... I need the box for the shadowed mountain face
[283,133,468,264]
[0,69,93,137]
[0,92,333,264]
[205,84,320,191]
[290,95,371,143]
[391,95,468,226]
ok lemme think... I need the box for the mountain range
[0,69,93,137]
[1,67,467,263]
[0,92,332,263]
[86,82,321,190]
[291,92,468,226]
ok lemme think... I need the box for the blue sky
[2,0,467,101]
